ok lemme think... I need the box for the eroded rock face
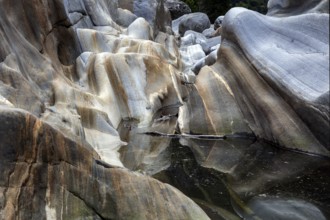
[267,0,329,15]
[0,107,209,219]
[178,64,252,135]
[0,0,329,218]
[0,0,210,219]
[119,0,172,34]
[193,7,329,155]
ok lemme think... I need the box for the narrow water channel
[119,121,330,220]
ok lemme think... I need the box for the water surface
[119,122,330,219]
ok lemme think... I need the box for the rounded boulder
[165,0,192,19]
[178,12,211,36]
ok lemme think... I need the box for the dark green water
[156,138,330,220]
[119,121,330,220]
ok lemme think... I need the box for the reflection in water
[119,123,330,219]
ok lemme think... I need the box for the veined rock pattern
[0,0,329,219]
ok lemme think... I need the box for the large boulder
[267,0,329,16]
[176,12,211,36]
[179,64,253,135]
[209,7,330,155]
[165,0,192,19]
[214,15,224,30]
[181,30,220,54]
[0,0,212,218]
[178,2,330,157]
[127,17,154,40]
[0,107,210,220]
[0,0,329,218]
[116,8,138,27]
[118,0,172,35]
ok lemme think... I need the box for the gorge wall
[0,0,329,219]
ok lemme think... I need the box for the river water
[119,120,330,220]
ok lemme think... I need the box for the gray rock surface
[117,8,138,27]
[0,0,210,219]
[181,30,207,47]
[191,49,218,74]
[201,36,221,54]
[214,15,224,30]
[165,0,192,19]
[176,12,211,36]
[267,0,329,16]
[182,29,221,51]
[0,0,329,219]
[178,2,329,156]
[0,107,209,220]
[202,26,215,38]
[212,7,329,154]
[127,17,154,40]
[119,0,172,35]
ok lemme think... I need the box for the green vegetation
[232,0,268,13]
[183,0,199,11]
[181,0,268,22]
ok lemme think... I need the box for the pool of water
[119,121,330,220]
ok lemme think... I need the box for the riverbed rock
[181,30,207,47]
[191,49,218,74]
[177,12,211,36]
[211,7,330,155]
[119,0,172,35]
[0,107,210,220]
[180,44,206,72]
[0,0,211,218]
[0,0,329,218]
[202,26,216,38]
[178,65,253,135]
[127,17,154,40]
[214,15,224,30]
[165,0,192,19]
[267,0,329,16]
[116,8,138,27]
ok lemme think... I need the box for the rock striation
[215,7,329,154]
[0,0,208,219]
[178,4,329,156]
[0,107,209,219]
[0,0,329,219]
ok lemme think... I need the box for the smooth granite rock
[212,7,330,155]
[0,0,210,218]
[267,0,329,16]
[177,12,211,36]
[178,65,253,135]
[127,17,154,40]
[191,49,218,74]
[202,25,216,38]
[116,8,138,27]
[119,0,172,35]
[214,15,224,30]
[0,0,329,218]
[0,107,209,220]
